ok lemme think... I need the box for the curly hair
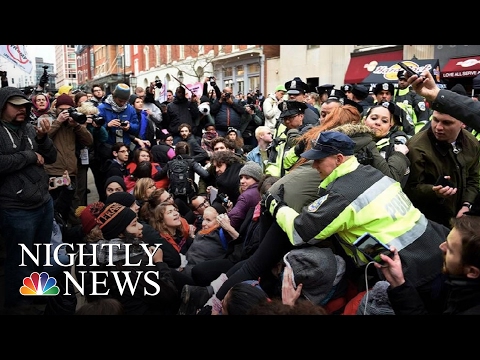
[210,149,245,166]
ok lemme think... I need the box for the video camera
[154,79,163,89]
[209,76,216,87]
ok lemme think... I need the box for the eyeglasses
[194,200,209,211]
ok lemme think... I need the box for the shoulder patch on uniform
[418,101,426,111]
[308,194,328,212]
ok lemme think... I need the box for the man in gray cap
[0,87,57,313]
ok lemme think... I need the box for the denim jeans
[0,197,54,308]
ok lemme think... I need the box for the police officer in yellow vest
[264,131,450,311]
[265,100,306,177]
[395,70,430,133]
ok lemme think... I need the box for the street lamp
[117,55,126,83]
[130,74,137,93]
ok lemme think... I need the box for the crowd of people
[1,69,480,316]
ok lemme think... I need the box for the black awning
[360,59,441,87]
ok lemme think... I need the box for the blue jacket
[98,102,139,146]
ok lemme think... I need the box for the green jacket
[405,127,480,227]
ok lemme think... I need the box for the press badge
[80,147,89,165]
[308,194,328,212]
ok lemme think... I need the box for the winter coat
[0,87,57,209]
[228,183,260,230]
[166,97,200,136]
[405,127,480,227]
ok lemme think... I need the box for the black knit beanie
[96,203,137,240]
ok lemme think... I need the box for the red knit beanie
[80,201,105,235]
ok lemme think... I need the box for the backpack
[167,155,191,197]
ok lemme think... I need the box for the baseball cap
[8,96,31,106]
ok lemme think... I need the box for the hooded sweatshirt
[0,87,57,209]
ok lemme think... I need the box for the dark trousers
[215,217,294,301]
[0,197,54,308]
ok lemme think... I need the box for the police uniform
[267,131,447,288]
[394,70,430,133]
[265,100,307,177]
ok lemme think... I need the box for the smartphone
[49,176,67,189]
[397,62,419,77]
[434,175,455,188]
[353,232,393,264]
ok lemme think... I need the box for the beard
[123,231,144,253]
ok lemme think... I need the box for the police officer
[395,70,430,133]
[369,82,415,136]
[264,100,307,177]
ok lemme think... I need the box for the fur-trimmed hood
[330,123,376,150]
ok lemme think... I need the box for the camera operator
[202,76,222,104]
[210,86,246,137]
[239,101,264,152]
[143,82,163,130]
[43,94,93,225]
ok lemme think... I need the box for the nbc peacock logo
[19,272,60,296]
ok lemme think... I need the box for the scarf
[105,94,128,113]
[160,217,190,253]
[96,238,144,264]
[31,94,52,117]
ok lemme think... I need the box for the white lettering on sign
[442,70,480,78]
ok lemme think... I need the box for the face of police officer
[398,77,409,90]
[312,154,344,180]
[375,90,393,103]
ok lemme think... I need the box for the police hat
[327,89,345,101]
[367,101,402,126]
[341,84,353,93]
[278,100,308,119]
[343,98,364,115]
[351,84,369,100]
[301,131,355,160]
[315,84,335,95]
[397,70,408,80]
[373,82,395,95]
[285,77,308,95]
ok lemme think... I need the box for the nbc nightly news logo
[19,243,163,297]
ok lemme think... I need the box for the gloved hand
[294,139,306,157]
[263,184,286,217]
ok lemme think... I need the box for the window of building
[236,65,244,76]
[223,66,233,77]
